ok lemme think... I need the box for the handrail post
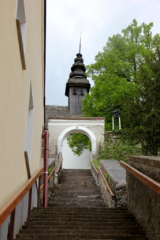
[55,159,63,186]
[27,187,32,229]
[8,208,15,240]
[43,130,49,207]
[37,175,41,207]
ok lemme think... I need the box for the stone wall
[91,164,99,185]
[99,171,115,208]
[45,105,83,129]
[127,156,160,240]
[45,105,70,129]
[90,160,127,209]
[100,160,127,209]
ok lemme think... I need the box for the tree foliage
[122,47,160,155]
[68,20,160,156]
[82,19,160,130]
[67,134,91,157]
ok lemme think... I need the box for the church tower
[65,52,90,115]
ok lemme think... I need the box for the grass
[48,166,53,175]
[93,131,142,169]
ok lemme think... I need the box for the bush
[93,131,142,169]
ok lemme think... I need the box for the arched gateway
[48,117,105,163]
[58,125,97,158]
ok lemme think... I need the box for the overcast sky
[46,0,160,106]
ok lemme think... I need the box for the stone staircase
[15,169,147,239]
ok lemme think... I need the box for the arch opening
[57,126,97,169]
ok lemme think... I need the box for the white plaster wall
[62,134,91,169]
[13,183,37,238]
[48,119,104,158]
[0,183,37,240]
[0,215,10,240]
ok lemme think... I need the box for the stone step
[24,223,139,230]
[30,213,134,218]
[47,203,107,207]
[31,211,131,216]
[32,207,125,212]
[15,169,146,240]
[61,171,91,173]
[22,225,142,231]
[30,216,135,221]
[52,190,101,195]
[28,222,139,228]
[19,229,144,235]
[16,233,146,240]
[59,179,95,182]
[53,191,101,195]
[49,199,105,204]
[54,184,99,188]
[52,194,102,199]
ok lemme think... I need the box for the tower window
[79,89,84,96]
[73,88,77,95]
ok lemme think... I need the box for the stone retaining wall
[91,164,99,185]
[99,171,115,208]
[100,160,127,209]
[127,156,160,240]
[90,160,127,209]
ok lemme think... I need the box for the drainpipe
[44,0,47,130]
[43,130,49,207]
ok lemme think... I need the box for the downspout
[44,0,47,130]
[43,0,49,208]
[43,130,49,207]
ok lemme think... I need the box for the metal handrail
[90,157,98,175]
[56,159,63,174]
[40,166,56,192]
[0,166,44,226]
[120,161,160,195]
[99,167,115,200]
[0,130,49,240]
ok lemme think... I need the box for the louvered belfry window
[79,89,84,96]
[73,88,77,95]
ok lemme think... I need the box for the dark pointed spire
[65,51,90,97]
[79,34,81,54]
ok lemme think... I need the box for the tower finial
[79,32,81,54]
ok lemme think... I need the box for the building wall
[0,0,44,237]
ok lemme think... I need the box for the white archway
[57,125,97,160]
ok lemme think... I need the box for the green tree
[67,134,91,156]
[82,19,160,130]
[122,47,160,155]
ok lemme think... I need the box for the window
[24,80,34,164]
[79,89,84,96]
[73,88,77,95]
[16,0,26,69]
